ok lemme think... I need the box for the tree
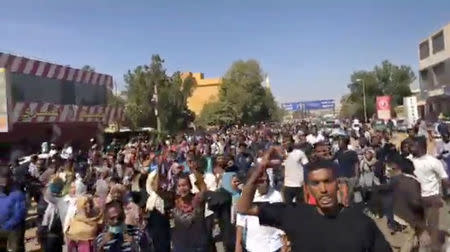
[124,55,195,133]
[341,60,415,119]
[81,65,95,72]
[198,59,281,126]
[107,91,125,107]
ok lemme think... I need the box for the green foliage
[198,59,281,126]
[341,60,415,119]
[124,55,195,132]
[107,91,125,107]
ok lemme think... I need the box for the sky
[1,0,449,103]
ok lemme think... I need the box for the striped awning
[0,52,113,89]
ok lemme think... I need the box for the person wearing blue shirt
[0,169,27,252]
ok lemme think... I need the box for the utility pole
[152,81,161,133]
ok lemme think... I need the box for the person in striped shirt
[95,200,151,252]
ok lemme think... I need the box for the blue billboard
[303,99,335,110]
[282,100,334,111]
[281,102,302,111]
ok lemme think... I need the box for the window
[420,69,428,81]
[10,73,106,105]
[420,41,430,59]
[433,62,446,86]
[420,69,434,88]
[433,62,445,76]
[432,31,445,54]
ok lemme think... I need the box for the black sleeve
[351,151,359,163]
[257,202,287,229]
[368,218,392,252]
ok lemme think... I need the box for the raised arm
[237,147,281,216]
[236,163,261,216]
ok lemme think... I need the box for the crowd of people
[0,119,448,252]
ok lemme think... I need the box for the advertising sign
[282,100,335,111]
[303,99,335,110]
[403,96,419,128]
[376,96,391,120]
[281,102,301,112]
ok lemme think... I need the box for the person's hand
[104,232,113,242]
[281,235,291,252]
[98,232,113,249]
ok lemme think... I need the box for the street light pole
[356,78,367,123]
[153,82,161,133]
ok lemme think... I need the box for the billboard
[376,96,391,120]
[281,102,302,112]
[403,96,419,128]
[282,100,335,112]
[303,99,335,110]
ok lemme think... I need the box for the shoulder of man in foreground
[343,206,393,251]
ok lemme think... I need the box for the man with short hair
[306,126,324,145]
[235,169,284,252]
[411,136,449,252]
[235,143,253,178]
[283,144,308,203]
[95,200,149,252]
[0,169,26,252]
[237,148,391,252]
[386,155,427,252]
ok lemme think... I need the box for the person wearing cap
[0,168,26,252]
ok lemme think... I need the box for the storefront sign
[376,96,391,120]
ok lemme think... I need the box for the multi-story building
[181,72,222,115]
[181,72,272,115]
[419,23,450,121]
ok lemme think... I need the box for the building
[419,23,450,121]
[0,52,123,155]
[181,72,222,115]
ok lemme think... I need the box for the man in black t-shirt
[237,151,391,252]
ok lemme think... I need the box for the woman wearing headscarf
[359,148,379,204]
[66,195,102,252]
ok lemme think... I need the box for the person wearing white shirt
[60,145,73,160]
[28,155,40,179]
[411,136,449,251]
[283,144,308,203]
[306,127,324,145]
[235,170,285,252]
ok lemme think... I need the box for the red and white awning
[0,52,113,89]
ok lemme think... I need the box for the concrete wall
[419,23,450,97]
[181,72,222,115]
[419,23,450,70]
